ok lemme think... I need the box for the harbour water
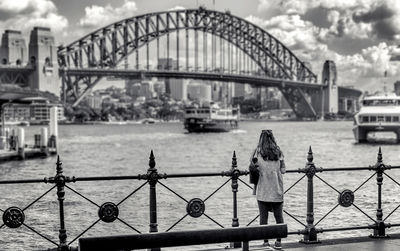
[1,121,400,250]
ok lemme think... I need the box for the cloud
[78,0,138,29]
[0,0,68,35]
[247,8,400,92]
[353,2,400,40]
[168,6,186,11]
[257,0,400,41]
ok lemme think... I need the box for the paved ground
[201,234,400,251]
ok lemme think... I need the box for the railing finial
[56,155,63,174]
[377,147,383,163]
[307,146,313,163]
[149,150,156,169]
[231,151,237,169]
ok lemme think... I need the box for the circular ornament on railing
[186,198,205,218]
[98,202,119,223]
[338,189,354,207]
[3,207,25,228]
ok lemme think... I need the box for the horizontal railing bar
[318,225,371,233]
[79,224,288,251]
[0,179,46,184]
[74,175,144,181]
[2,165,400,185]
[286,167,374,173]
[164,172,242,178]
[320,167,373,171]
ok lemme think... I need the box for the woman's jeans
[257,200,284,242]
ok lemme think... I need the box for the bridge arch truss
[58,8,319,118]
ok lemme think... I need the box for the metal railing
[0,147,399,250]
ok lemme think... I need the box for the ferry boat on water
[184,106,239,133]
[353,93,400,143]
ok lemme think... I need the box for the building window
[362,116,369,123]
[370,116,377,122]
[386,116,392,122]
[30,56,36,65]
[16,59,21,66]
[2,58,7,65]
[394,116,399,122]
[45,57,51,66]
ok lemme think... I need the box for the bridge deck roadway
[62,68,324,90]
[202,233,400,251]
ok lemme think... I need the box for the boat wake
[230,129,247,134]
[62,132,187,144]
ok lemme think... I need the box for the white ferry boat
[184,106,239,133]
[353,93,400,143]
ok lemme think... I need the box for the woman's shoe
[274,240,282,250]
[274,241,282,250]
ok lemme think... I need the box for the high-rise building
[187,82,212,102]
[157,58,187,100]
[169,79,188,101]
[125,79,141,97]
[125,79,156,100]
[395,81,400,96]
[140,81,154,100]
[85,94,102,110]
[211,82,221,102]
[153,81,165,97]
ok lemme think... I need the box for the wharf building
[0,27,63,123]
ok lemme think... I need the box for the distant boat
[353,93,400,143]
[141,118,157,124]
[5,121,30,126]
[183,106,239,133]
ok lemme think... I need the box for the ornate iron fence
[0,147,399,250]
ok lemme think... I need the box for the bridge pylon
[310,60,338,118]
[28,27,59,97]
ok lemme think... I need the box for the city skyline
[1,0,400,92]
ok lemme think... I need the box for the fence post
[55,155,69,251]
[301,146,319,243]
[148,150,160,251]
[230,151,241,248]
[371,147,388,238]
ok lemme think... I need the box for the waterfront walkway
[204,233,400,251]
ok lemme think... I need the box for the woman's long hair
[257,130,282,161]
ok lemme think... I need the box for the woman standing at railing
[249,130,286,250]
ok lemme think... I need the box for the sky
[1,0,400,93]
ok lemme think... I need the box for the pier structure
[0,106,58,161]
[0,147,398,250]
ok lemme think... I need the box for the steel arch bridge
[58,7,321,118]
